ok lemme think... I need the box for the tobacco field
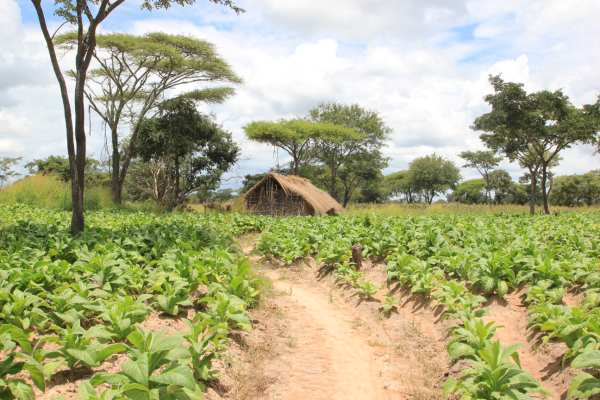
[2,204,600,399]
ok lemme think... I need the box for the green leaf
[149,366,197,390]
[122,359,149,386]
[7,380,34,400]
[571,350,600,369]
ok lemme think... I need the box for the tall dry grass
[0,174,112,211]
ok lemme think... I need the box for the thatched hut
[244,173,343,216]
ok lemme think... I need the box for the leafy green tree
[133,98,239,209]
[384,170,417,203]
[408,154,460,204]
[31,0,242,234]
[25,155,108,185]
[451,179,486,204]
[309,103,390,201]
[240,173,268,194]
[56,32,240,205]
[487,169,513,204]
[550,171,600,206]
[244,119,353,175]
[25,156,70,181]
[473,75,598,214]
[337,152,387,205]
[0,157,21,187]
[459,150,502,202]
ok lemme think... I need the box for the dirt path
[223,236,448,400]
[484,291,575,399]
[261,268,388,400]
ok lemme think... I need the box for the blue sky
[2,0,600,189]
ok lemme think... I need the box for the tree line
[243,76,600,215]
[5,0,600,234]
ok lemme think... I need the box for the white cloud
[2,0,599,188]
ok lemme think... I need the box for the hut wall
[246,178,313,216]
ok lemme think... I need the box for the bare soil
[218,236,449,400]
[483,290,575,399]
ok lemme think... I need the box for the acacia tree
[57,32,240,205]
[408,154,460,204]
[0,157,21,187]
[309,103,390,201]
[244,119,317,175]
[474,75,598,215]
[31,0,242,234]
[459,150,502,202]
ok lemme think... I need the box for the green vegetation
[0,204,262,399]
[256,212,600,399]
[0,175,112,211]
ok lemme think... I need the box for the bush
[0,174,112,210]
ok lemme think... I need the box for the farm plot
[0,205,263,399]
[257,213,600,399]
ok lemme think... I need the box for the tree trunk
[110,125,122,204]
[174,156,181,206]
[31,1,78,229]
[541,165,550,215]
[343,185,351,207]
[71,70,88,235]
[118,119,145,196]
[529,170,537,216]
[329,164,338,201]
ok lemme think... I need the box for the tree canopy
[56,32,240,205]
[244,118,360,176]
[408,154,461,204]
[459,150,502,202]
[473,75,598,214]
[308,103,389,202]
[132,98,239,209]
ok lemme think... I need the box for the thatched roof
[245,173,343,216]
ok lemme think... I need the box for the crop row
[256,213,600,399]
[0,205,264,399]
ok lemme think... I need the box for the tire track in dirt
[230,236,451,400]
[262,269,388,400]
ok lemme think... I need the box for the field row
[256,213,600,399]
[0,205,263,399]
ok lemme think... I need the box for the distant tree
[56,32,240,205]
[31,0,243,233]
[240,173,268,194]
[26,155,108,185]
[451,179,486,204]
[134,98,239,209]
[337,152,387,205]
[459,150,502,202]
[244,119,318,175]
[408,154,461,204]
[384,171,417,203]
[487,169,513,203]
[309,103,390,201]
[244,118,361,188]
[551,171,600,206]
[0,157,21,187]
[474,75,598,215]
[26,155,71,181]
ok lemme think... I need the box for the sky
[1,0,599,189]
